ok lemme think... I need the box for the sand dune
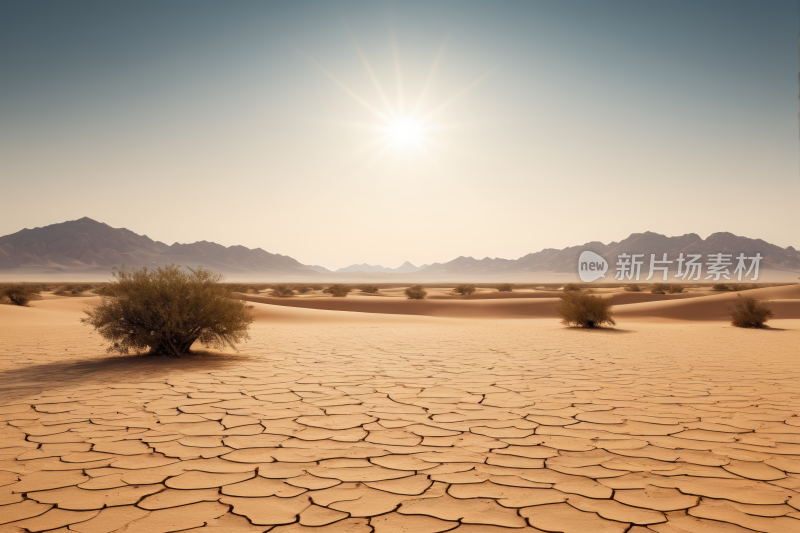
[238,285,800,321]
[0,295,99,326]
[238,293,563,318]
[614,285,800,321]
[4,285,797,330]
[248,300,458,325]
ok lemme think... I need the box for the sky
[1,0,798,270]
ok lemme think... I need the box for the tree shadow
[561,326,634,334]
[0,352,258,403]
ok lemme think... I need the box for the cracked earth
[0,317,799,532]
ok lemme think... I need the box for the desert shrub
[294,285,311,294]
[562,283,583,292]
[625,284,642,292]
[496,283,514,292]
[726,295,773,328]
[668,284,684,294]
[359,284,379,294]
[453,284,476,296]
[555,291,616,328]
[54,283,94,296]
[94,284,122,297]
[82,264,253,357]
[227,283,263,294]
[651,283,671,294]
[1,284,37,306]
[405,285,428,299]
[323,284,351,297]
[270,284,295,297]
[729,284,748,292]
[712,283,730,291]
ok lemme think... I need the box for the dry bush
[668,284,684,294]
[226,283,264,294]
[625,284,642,292]
[726,295,773,328]
[562,283,583,292]
[270,284,295,297]
[496,283,514,292]
[359,284,379,294]
[323,284,351,297]
[82,265,253,357]
[294,285,311,294]
[94,284,122,297]
[453,284,476,296]
[311,284,324,291]
[712,283,730,291]
[555,291,616,328]
[405,285,428,299]
[651,283,670,294]
[1,284,38,306]
[54,283,94,296]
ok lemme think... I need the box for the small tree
[496,283,514,292]
[323,284,351,297]
[562,283,583,292]
[405,285,427,299]
[625,284,642,292]
[555,291,616,328]
[270,284,295,297]
[726,295,773,328]
[359,285,379,294]
[453,284,476,296]
[82,265,254,357]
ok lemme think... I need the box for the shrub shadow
[0,352,256,403]
[561,326,634,334]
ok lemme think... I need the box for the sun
[308,32,492,161]
[386,118,423,146]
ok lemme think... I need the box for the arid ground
[0,285,799,532]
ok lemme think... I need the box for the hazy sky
[2,0,798,269]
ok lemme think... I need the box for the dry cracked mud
[0,319,798,532]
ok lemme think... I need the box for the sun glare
[386,119,423,146]
[309,32,492,162]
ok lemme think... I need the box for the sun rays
[305,30,493,164]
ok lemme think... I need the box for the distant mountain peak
[0,218,320,275]
[334,261,427,274]
[417,231,800,276]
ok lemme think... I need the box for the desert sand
[0,287,799,532]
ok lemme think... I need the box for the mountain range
[0,217,326,276]
[420,232,800,276]
[334,262,429,274]
[1,217,798,280]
